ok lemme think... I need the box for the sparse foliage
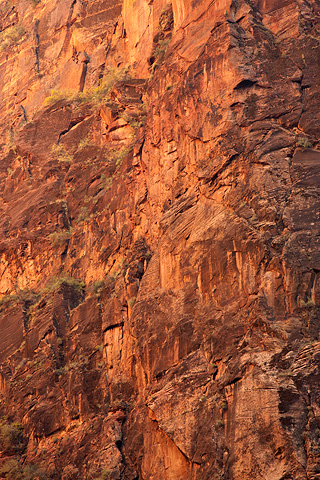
[92,280,105,296]
[297,137,313,148]
[49,228,73,246]
[0,419,25,454]
[76,206,89,224]
[44,67,131,108]
[153,38,170,68]
[0,459,48,480]
[44,89,77,106]
[0,24,26,51]
[120,112,147,130]
[112,145,133,167]
[77,67,130,106]
[29,0,41,7]
[0,293,19,311]
[51,144,72,163]
[41,275,85,295]
[100,173,113,191]
[0,290,38,312]
[78,136,94,150]
[300,298,315,308]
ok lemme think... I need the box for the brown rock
[0,0,320,479]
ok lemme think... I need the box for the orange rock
[0,0,320,479]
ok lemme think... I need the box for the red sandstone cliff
[0,0,320,479]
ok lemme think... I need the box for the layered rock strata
[0,0,320,479]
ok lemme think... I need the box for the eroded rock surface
[0,0,320,479]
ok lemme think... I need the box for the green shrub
[0,294,19,311]
[165,84,176,94]
[0,420,25,454]
[158,3,174,32]
[44,67,131,108]
[55,366,68,376]
[76,206,89,224]
[94,469,111,480]
[95,344,104,352]
[152,38,171,71]
[220,400,228,411]
[100,174,113,190]
[51,144,72,163]
[78,136,93,150]
[113,145,133,167]
[89,468,111,480]
[120,112,147,130]
[29,0,41,7]
[92,280,105,295]
[5,129,15,151]
[0,289,38,311]
[78,67,130,106]
[42,275,85,295]
[49,228,73,246]
[297,137,313,148]
[44,89,77,106]
[18,289,39,304]
[0,459,48,480]
[0,459,21,479]
[20,463,48,480]
[0,24,26,51]
[300,298,315,308]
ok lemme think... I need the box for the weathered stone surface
[0,0,320,479]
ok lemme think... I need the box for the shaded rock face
[0,0,320,479]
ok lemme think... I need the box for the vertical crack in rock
[33,18,40,74]
[58,0,77,59]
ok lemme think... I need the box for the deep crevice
[234,79,256,90]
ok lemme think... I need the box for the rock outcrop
[0,0,320,479]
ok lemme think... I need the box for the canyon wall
[0,0,320,479]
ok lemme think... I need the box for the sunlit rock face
[0,0,320,479]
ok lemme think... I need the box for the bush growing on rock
[29,0,41,7]
[300,298,316,308]
[77,67,131,106]
[92,468,111,480]
[0,24,26,51]
[0,459,21,479]
[297,137,313,148]
[0,294,19,311]
[49,228,73,246]
[44,89,78,106]
[91,280,105,296]
[51,144,72,163]
[44,67,131,108]
[0,290,39,313]
[0,459,48,480]
[0,419,25,454]
[119,111,147,130]
[42,275,85,295]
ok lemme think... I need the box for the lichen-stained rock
[0,0,320,479]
